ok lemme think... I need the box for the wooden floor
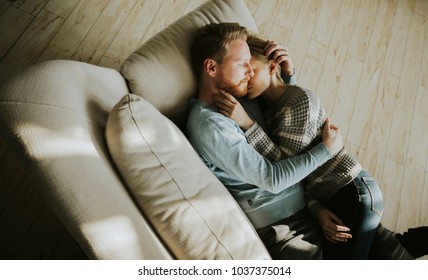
[0,0,427,259]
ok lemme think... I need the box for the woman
[214,35,384,259]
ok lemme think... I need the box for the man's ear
[204,58,217,77]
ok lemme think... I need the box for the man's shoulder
[188,99,234,127]
[187,98,240,142]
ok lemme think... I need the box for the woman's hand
[264,40,294,77]
[214,90,254,131]
[318,208,352,244]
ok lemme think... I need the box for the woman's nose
[247,64,254,77]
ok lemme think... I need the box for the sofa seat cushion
[105,94,270,260]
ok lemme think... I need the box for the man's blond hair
[191,22,248,81]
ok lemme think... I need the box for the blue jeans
[323,169,384,259]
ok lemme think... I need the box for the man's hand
[318,208,352,243]
[264,40,294,77]
[321,117,343,156]
[214,90,254,131]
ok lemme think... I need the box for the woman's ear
[204,58,217,77]
[268,60,277,75]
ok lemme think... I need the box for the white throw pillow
[105,94,270,260]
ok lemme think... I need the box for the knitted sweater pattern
[264,85,362,201]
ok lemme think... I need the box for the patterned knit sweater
[248,85,362,203]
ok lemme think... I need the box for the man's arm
[190,113,336,194]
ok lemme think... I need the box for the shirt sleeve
[305,190,326,219]
[194,114,331,194]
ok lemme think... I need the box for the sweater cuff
[244,121,261,138]
[281,68,297,85]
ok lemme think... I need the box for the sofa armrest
[0,60,172,259]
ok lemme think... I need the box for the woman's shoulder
[281,85,317,106]
[286,85,317,99]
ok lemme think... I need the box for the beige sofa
[0,0,271,260]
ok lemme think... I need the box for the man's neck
[197,80,217,105]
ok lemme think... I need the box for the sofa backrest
[120,0,258,129]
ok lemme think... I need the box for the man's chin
[234,84,249,97]
[234,89,248,98]
[219,87,247,98]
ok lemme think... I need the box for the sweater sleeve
[281,68,297,85]
[244,122,284,162]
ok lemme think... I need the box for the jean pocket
[361,177,384,217]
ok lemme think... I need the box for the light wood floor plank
[381,158,405,231]
[383,0,414,78]
[11,0,48,16]
[422,172,428,226]
[316,0,361,116]
[44,0,80,19]
[0,5,33,60]
[348,0,396,149]
[99,0,164,69]
[70,0,138,65]
[348,0,379,61]
[330,55,364,141]
[363,71,398,183]
[272,0,302,31]
[266,23,292,45]
[387,13,426,164]
[397,86,428,230]
[37,0,110,63]
[414,0,428,18]
[0,9,63,83]
[312,0,342,46]
[286,0,322,70]
[138,0,190,46]
[420,23,428,89]
[299,39,328,91]
[251,0,282,38]
[0,0,10,17]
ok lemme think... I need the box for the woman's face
[246,57,271,99]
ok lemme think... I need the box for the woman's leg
[323,170,384,259]
[350,170,384,258]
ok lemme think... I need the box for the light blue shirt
[186,96,331,228]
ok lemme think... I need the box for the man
[188,22,345,259]
[186,22,424,259]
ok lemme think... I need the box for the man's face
[215,39,254,97]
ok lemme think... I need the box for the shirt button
[247,199,252,206]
